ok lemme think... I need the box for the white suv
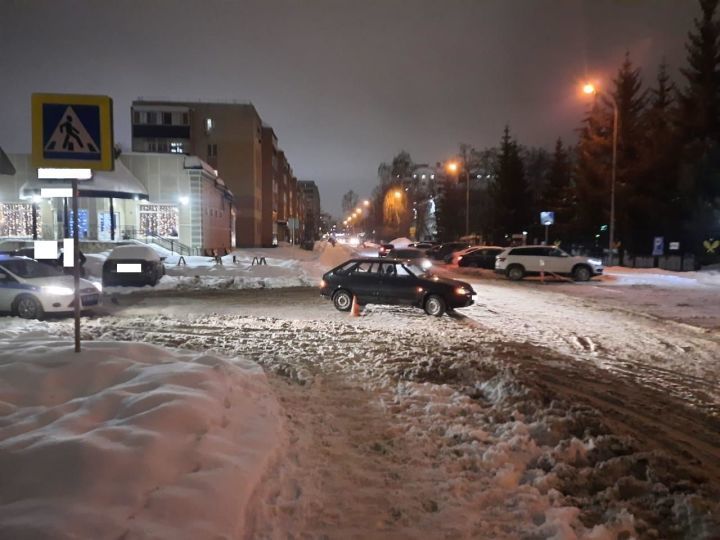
[495,246,603,281]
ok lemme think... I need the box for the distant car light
[349,236,360,246]
[421,259,432,270]
[42,286,73,296]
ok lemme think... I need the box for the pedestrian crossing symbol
[32,93,114,171]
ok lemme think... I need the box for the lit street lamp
[583,82,619,266]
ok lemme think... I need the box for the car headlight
[93,282,103,292]
[42,286,74,295]
[455,286,469,295]
[421,259,432,270]
[588,258,602,266]
[320,279,326,288]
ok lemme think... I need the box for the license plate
[82,294,99,306]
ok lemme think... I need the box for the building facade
[298,180,321,240]
[0,153,232,253]
[132,100,263,247]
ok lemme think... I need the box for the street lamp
[583,82,619,266]
[363,199,370,207]
[446,160,470,236]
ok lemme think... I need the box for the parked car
[13,246,88,276]
[444,245,481,264]
[102,245,165,287]
[386,247,433,269]
[378,243,394,257]
[457,246,505,269]
[428,241,472,261]
[0,255,101,319]
[0,240,34,255]
[495,246,603,281]
[320,257,475,316]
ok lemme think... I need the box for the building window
[163,112,172,125]
[205,118,214,134]
[182,112,189,125]
[139,204,178,237]
[146,112,158,125]
[0,203,37,237]
[133,111,140,124]
[170,141,184,154]
[207,143,217,157]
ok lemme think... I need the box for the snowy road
[8,281,719,538]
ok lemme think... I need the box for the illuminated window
[0,203,38,237]
[170,141,184,154]
[205,118,214,133]
[139,204,179,237]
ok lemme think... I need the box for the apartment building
[131,100,263,247]
[298,180,321,240]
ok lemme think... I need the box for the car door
[0,268,18,312]
[377,262,418,305]
[543,248,568,273]
[346,261,380,303]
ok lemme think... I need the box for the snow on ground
[86,241,355,294]
[4,290,718,539]
[0,336,285,540]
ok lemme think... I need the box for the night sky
[0,0,697,216]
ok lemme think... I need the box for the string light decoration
[0,203,41,237]
[139,204,179,237]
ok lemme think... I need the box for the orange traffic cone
[350,295,361,317]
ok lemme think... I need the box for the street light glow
[394,190,402,199]
[447,161,459,173]
[582,83,596,95]
[363,200,370,206]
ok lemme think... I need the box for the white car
[0,255,101,319]
[495,246,603,281]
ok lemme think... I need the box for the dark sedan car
[457,246,504,268]
[428,241,472,261]
[102,245,165,287]
[320,257,475,316]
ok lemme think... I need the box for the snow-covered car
[102,245,165,287]
[0,255,101,319]
[320,257,475,316]
[495,246,603,281]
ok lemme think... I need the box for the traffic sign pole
[72,178,81,353]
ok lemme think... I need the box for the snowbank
[604,266,720,288]
[0,339,286,539]
[86,241,358,294]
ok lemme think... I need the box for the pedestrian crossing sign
[32,93,114,171]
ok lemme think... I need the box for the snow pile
[0,338,286,539]
[87,241,358,294]
[604,266,720,288]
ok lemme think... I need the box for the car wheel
[507,265,525,281]
[573,265,592,282]
[14,294,44,320]
[424,294,446,317]
[332,289,353,312]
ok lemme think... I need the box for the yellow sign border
[31,93,114,171]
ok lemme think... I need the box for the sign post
[540,211,555,245]
[32,93,114,353]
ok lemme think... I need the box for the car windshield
[0,259,64,278]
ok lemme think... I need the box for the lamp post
[583,82,618,266]
[447,161,470,236]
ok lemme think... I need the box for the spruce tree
[542,138,574,241]
[491,126,529,238]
